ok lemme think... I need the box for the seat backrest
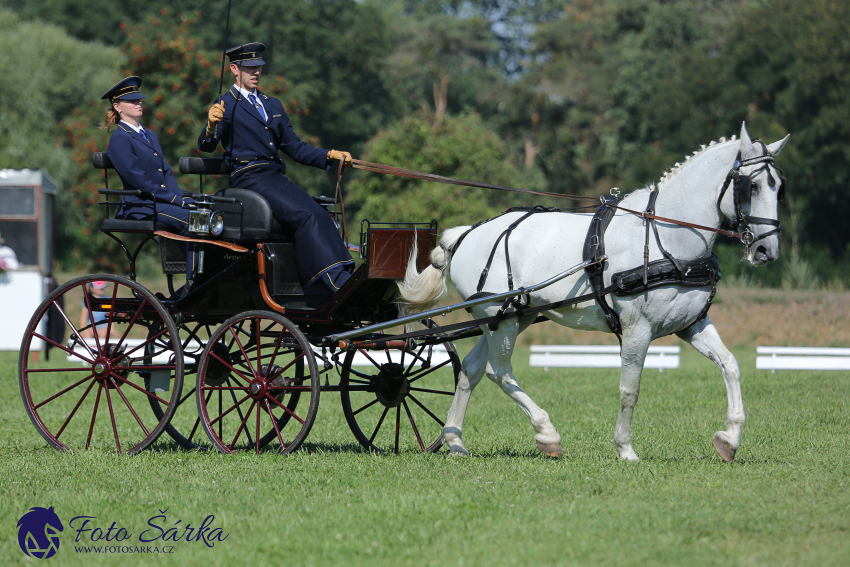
[178,157,229,175]
[214,188,289,241]
[92,152,113,170]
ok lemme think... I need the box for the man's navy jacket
[197,86,329,173]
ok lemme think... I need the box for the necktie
[248,94,267,121]
[139,128,150,143]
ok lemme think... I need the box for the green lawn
[1,345,848,566]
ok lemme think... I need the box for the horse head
[720,122,790,266]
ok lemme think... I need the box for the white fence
[529,345,680,372]
[756,346,850,372]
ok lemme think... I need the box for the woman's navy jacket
[107,123,186,214]
[197,86,329,172]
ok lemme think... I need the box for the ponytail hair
[100,104,120,131]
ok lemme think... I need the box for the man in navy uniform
[199,42,354,293]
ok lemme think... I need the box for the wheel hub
[375,362,409,408]
[248,380,267,400]
[93,359,110,379]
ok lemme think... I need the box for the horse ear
[739,122,756,158]
[766,134,790,156]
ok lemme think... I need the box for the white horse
[397,123,789,462]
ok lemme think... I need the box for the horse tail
[396,225,471,314]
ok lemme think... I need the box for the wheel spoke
[394,406,400,454]
[229,400,256,450]
[265,399,288,452]
[409,386,455,396]
[357,349,381,368]
[31,331,94,364]
[27,366,95,374]
[120,327,170,360]
[176,385,196,408]
[352,398,380,416]
[405,345,427,375]
[406,358,452,384]
[111,377,150,437]
[103,381,122,453]
[103,283,119,348]
[403,400,426,452]
[82,284,104,357]
[255,398,261,454]
[110,372,171,406]
[33,374,94,409]
[55,379,98,439]
[85,383,104,450]
[265,352,305,382]
[265,393,306,425]
[369,406,390,444]
[407,394,446,427]
[208,393,251,427]
[112,297,151,356]
[208,350,254,384]
[52,297,96,361]
[229,326,257,378]
[229,385,255,448]
[264,328,287,373]
[255,317,262,380]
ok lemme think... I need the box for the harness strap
[583,197,623,341]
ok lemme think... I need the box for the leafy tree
[345,112,546,229]
[0,8,124,267]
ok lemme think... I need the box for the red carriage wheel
[195,311,319,454]
[339,320,460,453]
[18,274,183,454]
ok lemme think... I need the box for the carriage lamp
[188,208,211,235]
[209,211,225,236]
[188,196,225,237]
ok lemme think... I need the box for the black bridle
[716,138,786,252]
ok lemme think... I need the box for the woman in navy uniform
[102,76,192,231]
[198,43,354,294]
[102,76,196,287]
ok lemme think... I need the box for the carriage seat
[93,152,176,233]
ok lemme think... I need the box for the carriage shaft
[328,256,605,346]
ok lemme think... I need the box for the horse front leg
[677,317,744,462]
[443,336,488,456]
[614,330,652,462]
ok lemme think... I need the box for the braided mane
[659,135,738,184]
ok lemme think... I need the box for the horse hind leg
[443,336,489,456]
[677,318,744,462]
[483,317,562,457]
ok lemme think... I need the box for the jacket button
[264,127,269,130]
[269,142,273,145]
[161,184,166,188]
[154,153,158,156]
[158,168,163,172]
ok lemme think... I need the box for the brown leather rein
[344,158,744,240]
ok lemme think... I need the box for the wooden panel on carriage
[363,221,437,279]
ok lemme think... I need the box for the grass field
[1,336,848,566]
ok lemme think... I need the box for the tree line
[0,0,847,288]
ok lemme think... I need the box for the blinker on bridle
[716,138,785,252]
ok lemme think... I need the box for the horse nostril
[755,245,770,260]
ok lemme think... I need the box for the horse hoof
[712,435,737,462]
[448,447,469,457]
[536,441,562,458]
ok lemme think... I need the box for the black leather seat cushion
[214,188,292,242]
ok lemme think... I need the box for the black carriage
[18,154,462,455]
